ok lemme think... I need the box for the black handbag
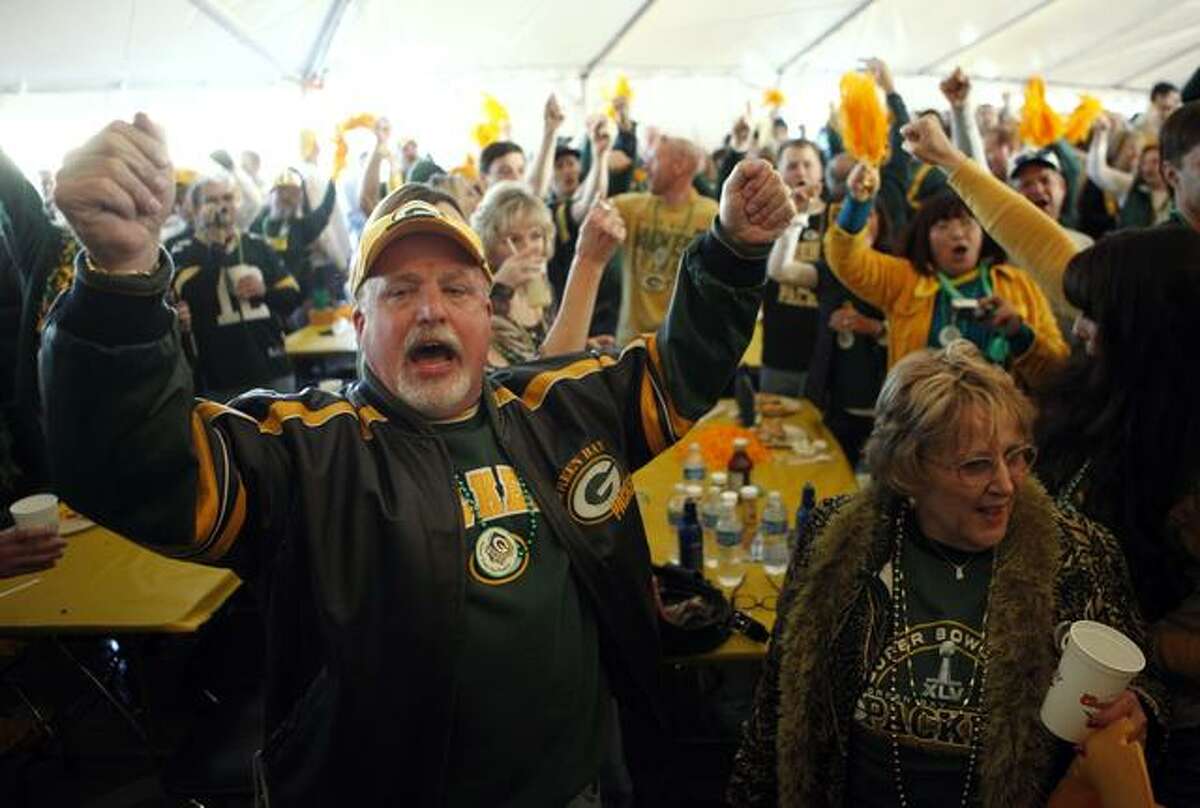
[652,563,768,655]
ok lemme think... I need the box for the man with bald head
[41,113,794,805]
[611,135,719,343]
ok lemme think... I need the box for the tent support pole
[917,0,1061,74]
[777,0,874,76]
[579,0,656,83]
[187,0,300,82]
[301,0,354,85]
[1117,39,1200,86]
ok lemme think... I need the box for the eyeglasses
[931,444,1038,488]
[730,575,782,613]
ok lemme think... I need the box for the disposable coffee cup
[9,493,60,533]
[227,264,264,286]
[1039,620,1145,743]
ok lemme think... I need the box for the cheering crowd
[2,55,1200,806]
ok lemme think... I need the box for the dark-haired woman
[902,112,1200,806]
[825,168,1068,388]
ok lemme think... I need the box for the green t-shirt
[436,407,608,807]
[846,514,994,807]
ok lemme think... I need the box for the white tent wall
[1,0,1194,178]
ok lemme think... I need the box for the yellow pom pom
[473,121,502,149]
[837,72,890,167]
[613,74,633,100]
[330,114,379,180]
[482,94,510,126]
[1064,95,1104,145]
[763,87,786,109]
[1019,77,1066,148]
[452,154,479,181]
[299,129,319,162]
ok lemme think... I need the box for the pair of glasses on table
[730,574,782,613]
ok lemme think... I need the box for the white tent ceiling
[1,1,1196,175]
[3,0,1195,93]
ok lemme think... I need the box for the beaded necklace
[888,506,996,808]
[454,468,540,581]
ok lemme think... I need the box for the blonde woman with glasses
[728,340,1165,808]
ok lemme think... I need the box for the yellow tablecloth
[740,317,763,367]
[632,397,857,660]
[285,322,358,358]
[0,525,241,635]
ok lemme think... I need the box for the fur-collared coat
[727,480,1167,807]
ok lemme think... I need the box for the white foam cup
[9,493,60,532]
[1039,620,1146,743]
[227,264,264,286]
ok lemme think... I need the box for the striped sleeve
[178,401,253,563]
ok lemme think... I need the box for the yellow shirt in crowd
[611,189,719,344]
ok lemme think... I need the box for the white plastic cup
[9,493,60,533]
[522,269,554,309]
[1039,620,1146,743]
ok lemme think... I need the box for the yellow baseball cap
[271,170,304,190]
[349,200,491,296]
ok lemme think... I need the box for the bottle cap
[710,471,728,485]
[739,485,759,500]
[767,490,782,503]
[685,485,703,499]
[720,491,739,505]
[688,441,701,451]
[673,483,687,493]
[733,437,749,449]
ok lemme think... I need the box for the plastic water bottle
[740,485,761,558]
[761,491,790,578]
[700,485,722,569]
[792,482,817,552]
[678,501,703,572]
[667,483,688,529]
[715,491,745,589]
[709,471,729,493]
[682,442,706,483]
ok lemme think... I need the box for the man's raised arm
[41,114,288,575]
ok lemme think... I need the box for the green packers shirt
[435,407,608,807]
[846,513,994,807]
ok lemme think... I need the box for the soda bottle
[678,500,703,572]
[761,491,790,578]
[682,442,706,483]
[715,491,745,589]
[728,438,753,490]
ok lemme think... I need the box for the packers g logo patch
[557,442,637,526]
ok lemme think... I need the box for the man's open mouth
[951,244,969,259]
[407,340,460,365]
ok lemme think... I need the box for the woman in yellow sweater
[824,164,1068,390]
[901,113,1200,806]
